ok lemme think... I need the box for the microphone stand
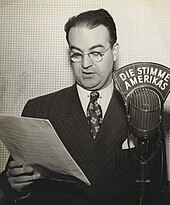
[136,138,151,205]
[132,137,160,205]
[126,117,161,205]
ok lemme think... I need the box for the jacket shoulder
[30,85,75,102]
[22,85,76,117]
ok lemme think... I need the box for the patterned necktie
[87,91,102,139]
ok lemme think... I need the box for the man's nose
[82,54,93,69]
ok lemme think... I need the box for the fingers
[8,180,34,192]
[8,172,41,183]
[6,161,41,192]
[8,161,23,169]
[8,173,41,191]
[7,164,33,177]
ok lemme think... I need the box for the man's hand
[6,161,41,192]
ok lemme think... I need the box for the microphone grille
[129,88,161,138]
[130,88,160,110]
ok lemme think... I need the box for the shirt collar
[76,82,114,99]
[76,82,114,117]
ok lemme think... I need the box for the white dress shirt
[76,82,114,118]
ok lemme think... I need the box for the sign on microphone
[113,62,170,102]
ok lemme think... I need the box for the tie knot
[90,91,99,102]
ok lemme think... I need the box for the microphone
[128,88,162,139]
[113,63,170,203]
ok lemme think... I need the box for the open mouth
[82,72,95,78]
[82,71,95,75]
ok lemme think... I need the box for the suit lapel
[55,85,94,167]
[54,85,127,181]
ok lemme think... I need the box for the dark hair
[64,9,117,47]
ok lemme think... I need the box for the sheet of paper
[0,115,90,186]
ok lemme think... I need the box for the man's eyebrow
[89,45,104,50]
[69,44,104,52]
[69,46,82,52]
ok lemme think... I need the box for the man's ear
[112,43,119,61]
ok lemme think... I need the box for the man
[0,9,167,205]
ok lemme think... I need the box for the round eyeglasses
[70,47,111,63]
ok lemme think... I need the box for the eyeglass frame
[69,46,111,63]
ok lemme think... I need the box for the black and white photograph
[0,0,170,204]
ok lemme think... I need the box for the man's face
[68,25,118,91]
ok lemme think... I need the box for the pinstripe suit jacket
[0,84,166,205]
